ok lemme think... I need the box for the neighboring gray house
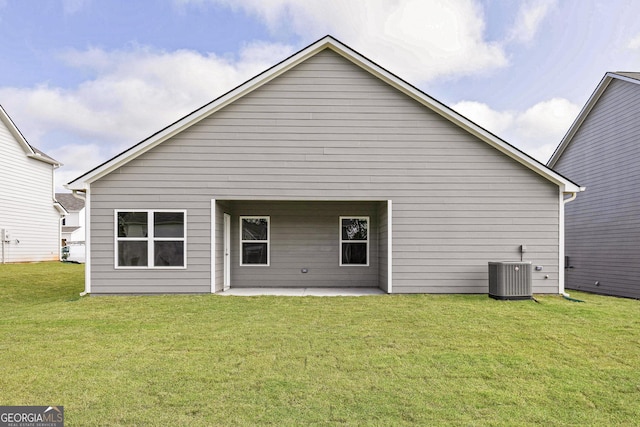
[548,72,640,299]
[1,104,66,263]
[67,36,581,295]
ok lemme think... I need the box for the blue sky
[1,0,639,190]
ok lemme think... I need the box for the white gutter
[71,190,86,202]
[563,190,583,204]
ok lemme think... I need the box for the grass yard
[1,262,640,426]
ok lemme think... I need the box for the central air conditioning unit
[488,261,532,300]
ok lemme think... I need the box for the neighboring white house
[56,192,86,245]
[0,104,66,263]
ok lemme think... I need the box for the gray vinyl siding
[554,78,640,298]
[89,49,560,294]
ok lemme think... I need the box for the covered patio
[212,199,392,293]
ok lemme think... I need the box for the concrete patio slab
[219,287,386,296]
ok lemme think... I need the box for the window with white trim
[340,216,369,266]
[240,216,270,266]
[116,210,186,268]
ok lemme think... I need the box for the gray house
[548,72,640,299]
[67,36,581,295]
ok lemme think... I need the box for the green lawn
[1,262,639,426]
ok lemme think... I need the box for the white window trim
[239,216,270,267]
[114,210,187,269]
[340,216,370,267]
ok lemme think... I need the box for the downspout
[563,191,579,204]
[71,190,86,202]
[72,190,89,296]
[560,187,585,298]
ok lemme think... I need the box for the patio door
[223,213,231,291]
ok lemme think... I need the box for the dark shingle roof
[55,193,85,211]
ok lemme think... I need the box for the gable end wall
[89,49,560,294]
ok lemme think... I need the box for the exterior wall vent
[488,261,532,300]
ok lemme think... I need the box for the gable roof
[56,192,86,212]
[548,72,640,168]
[0,104,61,167]
[67,35,581,193]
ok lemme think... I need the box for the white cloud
[0,41,294,189]
[450,101,515,136]
[516,98,578,139]
[452,97,580,162]
[507,0,557,44]
[49,143,105,190]
[628,33,640,50]
[180,0,509,82]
